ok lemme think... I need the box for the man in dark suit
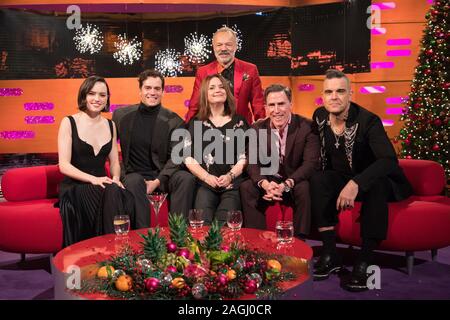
[240,84,320,237]
[112,69,195,228]
[185,26,265,124]
[311,69,412,291]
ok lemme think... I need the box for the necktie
[278,128,284,164]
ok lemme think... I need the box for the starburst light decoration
[73,23,104,54]
[154,48,183,77]
[231,24,243,52]
[113,34,143,65]
[183,32,211,64]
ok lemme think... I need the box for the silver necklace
[328,116,345,149]
[333,130,344,149]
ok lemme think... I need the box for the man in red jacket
[185,26,265,124]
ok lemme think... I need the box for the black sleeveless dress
[58,116,135,247]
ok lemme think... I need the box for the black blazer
[312,102,412,201]
[247,114,320,185]
[112,104,184,187]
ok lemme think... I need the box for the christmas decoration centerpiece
[76,213,300,300]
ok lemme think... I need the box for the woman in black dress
[57,76,134,247]
[184,74,249,225]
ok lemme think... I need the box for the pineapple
[157,252,178,269]
[140,228,167,264]
[168,213,191,247]
[202,219,223,251]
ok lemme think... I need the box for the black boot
[313,253,343,281]
[343,238,380,292]
[343,261,369,292]
[313,229,342,281]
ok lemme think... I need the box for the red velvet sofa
[0,165,169,258]
[0,165,64,257]
[265,159,450,275]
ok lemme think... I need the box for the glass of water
[275,220,294,244]
[227,210,243,232]
[114,215,130,236]
[189,209,204,229]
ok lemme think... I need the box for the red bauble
[431,10,439,16]
[434,119,442,126]
[144,277,160,292]
[425,49,433,56]
[243,280,258,294]
[166,265,177,273]
[424,69,432,75]
[413,103,421,109]
[166,242,177,253]
[443,82,450,89]
[432,144,440,151]
[217,274,228,286]
[404,139,411,145]
[406,156,412,159]
[178,248,190,259]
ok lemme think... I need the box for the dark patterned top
[184,114,249,190]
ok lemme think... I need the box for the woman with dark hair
[183,74,249,225]
[57,76,134,247]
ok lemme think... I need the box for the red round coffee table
[52,227,313,300]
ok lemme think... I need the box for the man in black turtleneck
[112,69,195,228]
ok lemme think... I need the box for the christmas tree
[397,1,449,183]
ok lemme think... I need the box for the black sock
[320,229,337,256]
[358,238,381,264]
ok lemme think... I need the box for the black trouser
[194,185,241,225]
[167,170,196,218]
[310,170,393,240]
[240,178,311,235]
[123,170,196,228]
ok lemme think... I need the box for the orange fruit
[115,275,133,291]
[226,269,237,280]
[267,259,282,272]
[97,265,115,278]
[171,277,186,289]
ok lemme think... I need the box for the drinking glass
[147,192,168,227]
[275,220,294,244]
[189,209,204,229]
[113,215,130,236]
[226,210,243,232]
